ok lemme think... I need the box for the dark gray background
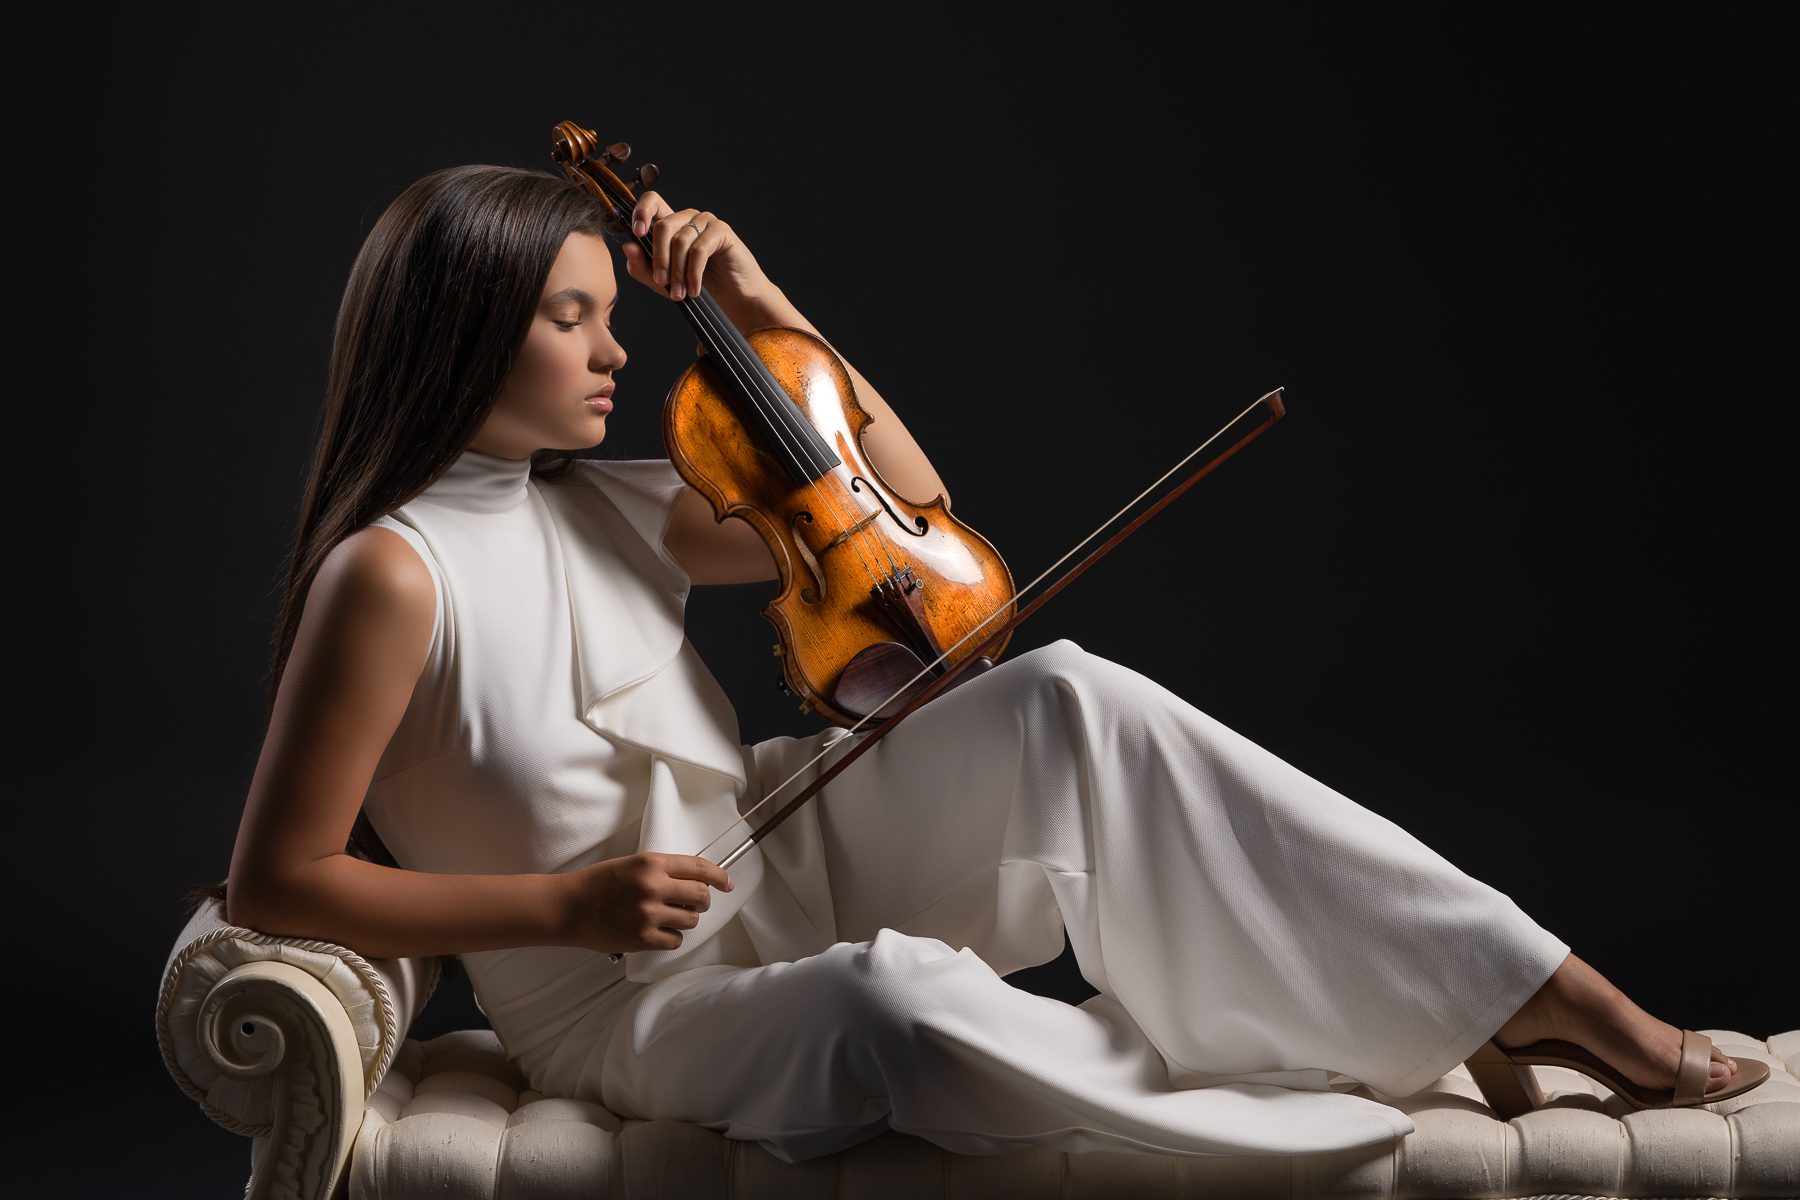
[22,5,1790,1195]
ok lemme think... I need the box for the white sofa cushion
[349,1028,1800,1197]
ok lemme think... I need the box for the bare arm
[224,526,568,960]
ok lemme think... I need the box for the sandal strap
[1675,1029,1711,1105]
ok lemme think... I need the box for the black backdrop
[23,6,1790,1195]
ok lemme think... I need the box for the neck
[416,446,535,513]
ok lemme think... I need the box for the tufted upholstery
[358,1029,1800,1198]
[158,900,1800,1198]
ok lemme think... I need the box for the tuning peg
[604,140,631,162]
[636,162,660,188]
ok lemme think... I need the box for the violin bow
[607,388,1286,962]
[708,387,1284,864]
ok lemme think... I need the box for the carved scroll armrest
[155,895,441,1138]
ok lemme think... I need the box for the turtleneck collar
[416,446,535,513]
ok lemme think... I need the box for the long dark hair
[185,164,613,987]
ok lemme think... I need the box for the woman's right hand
[557,852,734,955]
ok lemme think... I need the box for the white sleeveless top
[361,447,831,1070]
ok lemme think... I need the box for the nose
[594,327,626,371]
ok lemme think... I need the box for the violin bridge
[825,509,882,548]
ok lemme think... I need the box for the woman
[205,163,1765,1164]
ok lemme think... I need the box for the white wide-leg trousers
[569,639,1571,1162]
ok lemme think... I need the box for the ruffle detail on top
[540,459,770,982]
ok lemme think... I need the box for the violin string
[668,264,908,586]
[682,288,908,587]
[653,234,912,589]
[695,394,1271,860]
[849,471,910,581]
[675,286,891,589]
[675,288,876,578]
[601,177,874,571]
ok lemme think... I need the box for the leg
[1494,952,1740,1091]
[552,637,1614,1161]
[751,638,1573,1097]
[577,927,1413,1163]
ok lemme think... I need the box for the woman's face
[471,231,626,459]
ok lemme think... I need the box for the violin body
[664,324,1016,728]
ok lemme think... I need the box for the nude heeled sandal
[1466,1029,1771,1118]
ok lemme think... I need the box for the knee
[1003,637,1089,696]
[1028,636,1089,673]
[1008,638,1141,711]
[818,929,994,1046]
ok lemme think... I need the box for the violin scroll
[550,121,660,239]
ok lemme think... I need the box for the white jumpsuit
[362,446,1571,1164]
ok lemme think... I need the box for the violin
[553,121,1017,728]
[551,121,1285,892]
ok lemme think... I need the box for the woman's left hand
[621,190,771,308]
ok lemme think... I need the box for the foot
[1491,951,1738,1095]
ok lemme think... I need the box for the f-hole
[791,511,828,603]
[850,475,928,536]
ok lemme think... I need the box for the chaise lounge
[157,896,1799,1198]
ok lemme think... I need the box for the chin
[544,425,605,452]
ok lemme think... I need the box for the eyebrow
[542,287,618,309]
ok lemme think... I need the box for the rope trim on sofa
[154,920,435,1137]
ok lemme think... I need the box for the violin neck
[678,291,842,488]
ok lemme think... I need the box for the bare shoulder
[301,526,437,675]
[321,524,434,606]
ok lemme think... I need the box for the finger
[668,880,711,912]
[657,902,702,931]
[671,221,704,301]
[658,209,702,298]
[666,854,734,892]
[631,191,670,238]
[681,212,722,299]
[619,241,660,293]
[647,209,678,287]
